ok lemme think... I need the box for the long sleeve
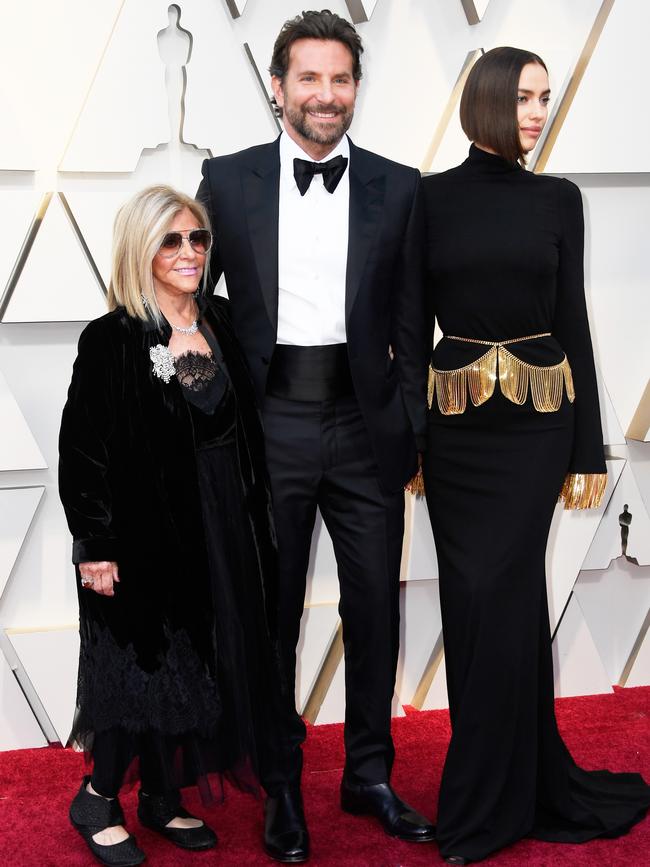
[553,179,607,507]
[58,321,121,563]
[552,180,606,473]
[392,168,429,451]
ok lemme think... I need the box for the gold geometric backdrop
[0,0,648,749]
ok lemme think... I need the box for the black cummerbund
[266,343,353,402]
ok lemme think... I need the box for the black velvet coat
[59,295,278,739]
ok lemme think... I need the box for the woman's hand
[79,561,120,596]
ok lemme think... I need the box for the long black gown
[421,144,650,861]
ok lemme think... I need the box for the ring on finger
[80,575,94,587]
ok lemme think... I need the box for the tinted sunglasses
[157,229,212,258]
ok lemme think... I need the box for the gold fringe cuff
[559,472,607,510]
[405,465,426,497]
[428,345,575,415]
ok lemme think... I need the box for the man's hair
[269,9,364,82]
[460,46,548,165]
[108,185,210,324]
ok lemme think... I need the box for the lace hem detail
[559,473,607,510]
[74,623,221,738]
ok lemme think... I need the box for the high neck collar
[466,143,522,174]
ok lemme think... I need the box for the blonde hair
[107,185,211,324]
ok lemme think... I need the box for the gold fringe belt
[427,332,575,415]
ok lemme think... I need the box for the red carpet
[1,686,648,866]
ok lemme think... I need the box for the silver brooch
[150,344,175,383]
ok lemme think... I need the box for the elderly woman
[59,186,282,866]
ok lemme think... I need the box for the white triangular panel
[546,457,620,631]
[581,184,650,439]
[313,649,346,724]
[179,1,279,156]
[295,605,340,714]
[583,461,650,570]
[402,495,438,582]
[545,2,650,173]
[7,626,79,743]
[427,49,482,174]
[0,652,46,750]
[60,3,170,171]
[552,595,612,697]
[345,0,379,23]
[63,191,130,287]
[626,441,650,521]
[420,653,449,711]
[598,375,625,447]
[0,487,44,598]
[396,579,442,705]
[3,195,106,323]
[575,557,650,684]
[305,512,340,606]
[0,375,47,471]
[0,191,41,291]
[0,84,36,170]
[625,624,650,688]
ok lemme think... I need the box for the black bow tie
[293,155,348,196]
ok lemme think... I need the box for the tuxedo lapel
[242,139,280,331]
[345,141,386,321]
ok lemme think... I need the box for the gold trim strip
[58,194,108,299]
[59,0,128,170]
[302,621,344,724]
[559,472,607,510]
[626,378,650,442]
[411,632,445,710]
[618,608,650,687]
[533,0,615,173]
[420,49,483,174]
[0,193,53,321]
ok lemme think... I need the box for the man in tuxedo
[197,10,431,862]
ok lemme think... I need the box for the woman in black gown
[59,186,282,865]
[421,47,650,864]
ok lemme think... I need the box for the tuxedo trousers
[262,393,404,789]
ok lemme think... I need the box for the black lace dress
[175,346,281,792]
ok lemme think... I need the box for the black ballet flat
[137,789,217,850]
[69,776,145,867]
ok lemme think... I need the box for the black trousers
[262,393,404,788]
[91,729,178,799]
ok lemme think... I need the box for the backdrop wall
[1,0,648,750]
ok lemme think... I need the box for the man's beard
[284,101,354,147]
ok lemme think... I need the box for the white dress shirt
[277,132,350,346]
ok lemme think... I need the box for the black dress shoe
[264,787,310,863]
[69,777,145,867]
[137,789,217,850]
[340,780,436,842]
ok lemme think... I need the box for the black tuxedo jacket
[197,136,428,492]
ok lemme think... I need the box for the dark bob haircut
[269,9,364,83]
[460,46,548,165]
